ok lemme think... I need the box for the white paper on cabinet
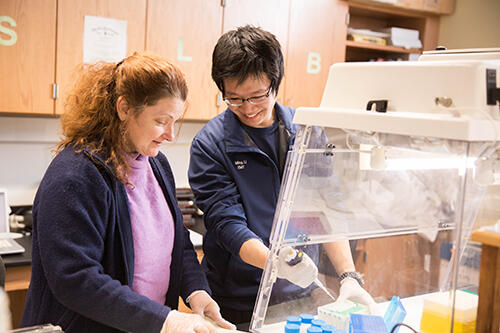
[83,15,127,64]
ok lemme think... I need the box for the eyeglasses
[223,86,272,107]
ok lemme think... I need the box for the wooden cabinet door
[285,0,348,109]
[354,233,446,299]
[223,0,291,107]
[0,0,56,115]
[56,0,147,115]
[146,0,223,121]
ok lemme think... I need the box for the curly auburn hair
[58,51,188,181]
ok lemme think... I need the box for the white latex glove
[277,246,318,288]
[188,291,236,330]
[161,310,215,333]
[335,277,377,314]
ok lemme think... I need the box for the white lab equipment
[250,48,500,333]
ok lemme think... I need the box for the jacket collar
[223,102,296,152]
[81,147,116,176]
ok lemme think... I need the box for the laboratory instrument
[250,48,500,333]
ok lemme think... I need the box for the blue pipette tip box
[349,313,387,333]
[349,295,407,333]
[383,296,407,333]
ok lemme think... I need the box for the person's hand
[277,246,318,288]
[188,291,236,330]
[161,310,215,333]
[335,277,377,314]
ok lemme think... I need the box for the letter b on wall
[306,52,321,74]
[0,16,17,46]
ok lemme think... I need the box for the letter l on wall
[177,37,192,62]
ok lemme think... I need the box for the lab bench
[2,235,32,328]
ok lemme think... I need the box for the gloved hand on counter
[161,310,216,333]
[161,291,235,333]
[277,246,318,288]
[335,276,377,314]
[187,290,235,330]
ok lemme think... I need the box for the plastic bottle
[307,326,323,333]
[321,324,336,333]
[298,313,314,333]
[311,319,326,328]
[299,314,314,324]
[287,316,302,326]
[285,323,301,333]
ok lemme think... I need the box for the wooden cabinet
[5,265,31,328]
[470,230,500,333]
[1,0,447,118]
[56,0,147,115]
[146,0,292,120]
[283,0,441,109]
[353,232,449,300]
[285,0,348,109]
[0,0,296,120]
[223,0,291,107]
[0,0,56,115]
[146,0,222,121]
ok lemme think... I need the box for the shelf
[348,1,430,18]
[346,40,421,54]
[347,0,452,16]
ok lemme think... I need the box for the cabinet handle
[52,83,59,100]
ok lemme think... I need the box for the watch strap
[338,271,365,287]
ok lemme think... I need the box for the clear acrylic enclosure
[251,125,486,332]
[251,126,486,333]
[250,51,500,333]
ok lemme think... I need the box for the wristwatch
[338,271,365,287]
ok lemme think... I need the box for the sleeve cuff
[220,222,262,255]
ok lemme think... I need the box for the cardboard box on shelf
[383,27,422,49]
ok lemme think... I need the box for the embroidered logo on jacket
[234,160,247,170]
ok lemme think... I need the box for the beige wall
[438,0,500,49]
[0,117,204,205]
[438,0,500,228]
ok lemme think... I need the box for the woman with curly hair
[21,52,234,333]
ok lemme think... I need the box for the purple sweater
[125,154,174,304]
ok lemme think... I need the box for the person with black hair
[189,26,374,325]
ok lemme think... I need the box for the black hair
[211,25,284,96]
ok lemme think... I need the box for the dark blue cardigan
[21,146,210,333]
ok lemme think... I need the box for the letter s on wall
[0,16,18,46]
